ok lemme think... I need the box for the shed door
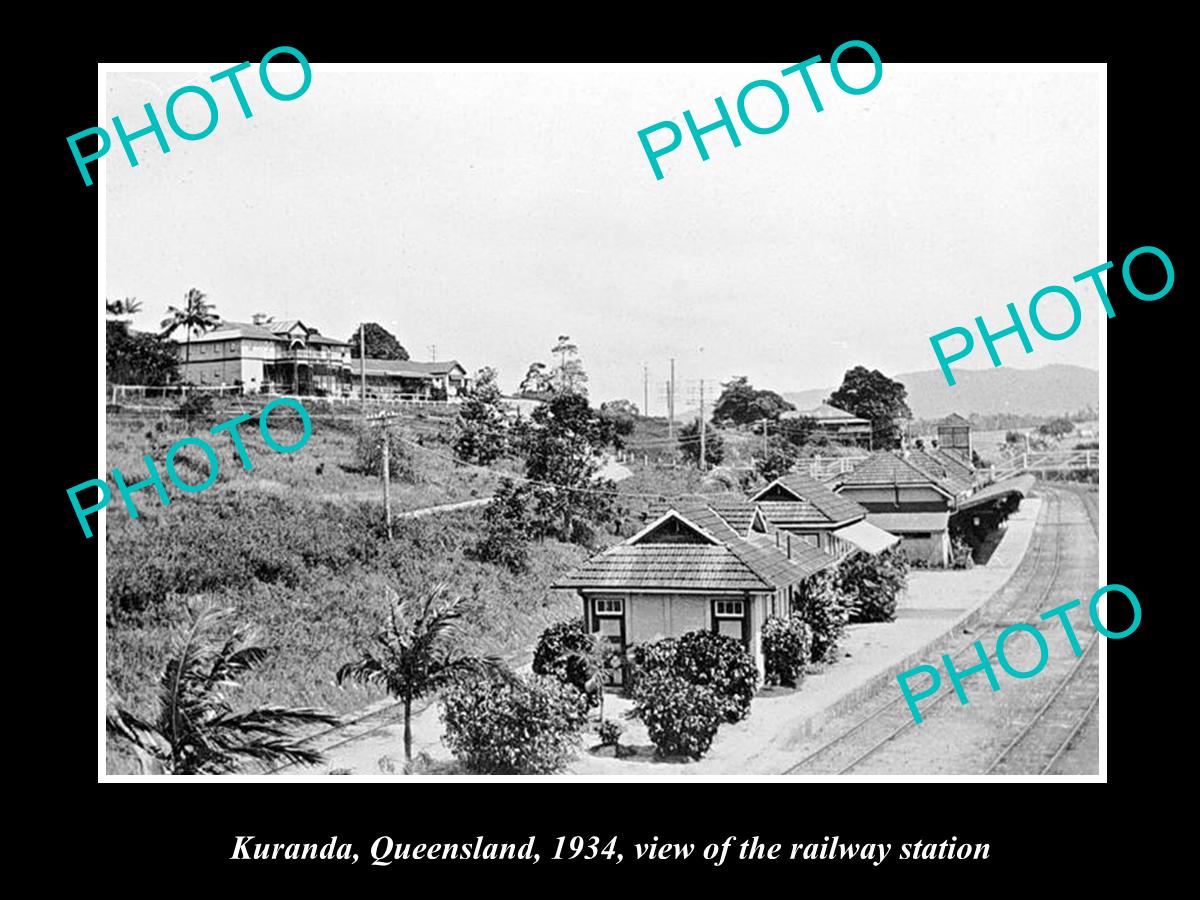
[711,597,750,649]
[591,595,626,686]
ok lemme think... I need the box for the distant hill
[779,364,1099,420]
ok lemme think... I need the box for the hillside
[779,364,1098,420]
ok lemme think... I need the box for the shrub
[949,535,975,570]
[631,671,723,760]
[794,569,849,664]
[598,719,623,747]
[352,424,418,481]
[532,619,600,700]
[475,478,537,573]
[175,391,215,421]
[440,671,586,774]
[628,630,758,724]
[761,614,813,687]
[840,547,910,624]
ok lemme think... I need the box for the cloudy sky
[105,61,1102,410]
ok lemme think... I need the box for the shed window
[594,597,624,615]
[714,600,744,618]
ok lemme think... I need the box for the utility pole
[369,411,396,540]
[428,344,437,362]
[762,418,769,457]
[643,364,649,417]
[360,323,367,414]
[699,379,707,472]
[668,357,676,439]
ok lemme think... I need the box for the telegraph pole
[368,411,396,540]
[761,418,769,457]
[668,357,676,439]
[643,364,649,417]
[360,323,367,414]
[699,379,707,472]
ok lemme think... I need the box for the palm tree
[106,600,338,775]
[338,584,504,763]
[105,297,142,318]
[160,288,220,370]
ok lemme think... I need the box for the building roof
[750,472,868,525]
[939,412,971,427]
[837,451,958,497]
[957,474,1037,511]
[553,505,836,592]
[176,320,350,347]
[904,449,975,494]
[866,511,950,533]
[361,358,467,378]
[780,403,870,425]
[929,447,975,479]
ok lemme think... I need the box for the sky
[105,62,1102,411]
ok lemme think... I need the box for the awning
[866,511,950,534]
[957,474,1037,511]
[833,520,901,555]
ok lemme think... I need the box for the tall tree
[106,320,180,386]
[106,297,143,318]
[453,366,511,465]
[160,288,220,372]
[549,335,588,395]
[337,585,502,763]
[711,375,794,427]
[348,322,409,360]
[678,419,725,467]
[106,601,337,775]
[827,366,912,450]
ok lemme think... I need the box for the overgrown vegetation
[441,671,587,773]
[794,569,849,664]
[630,671,723,761]
[761,614,813,687]
[839,547,909,623]
[628,630,758,724]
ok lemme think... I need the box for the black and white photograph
[94,58,1107,780]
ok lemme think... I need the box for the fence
[108,384,461,413]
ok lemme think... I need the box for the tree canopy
[827,366,912,449]
[711,376,794,427]
[106,320,180,386]
[349,322,409,360]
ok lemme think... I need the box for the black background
[33,13,1182,887]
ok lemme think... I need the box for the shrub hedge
[761,614,813,687]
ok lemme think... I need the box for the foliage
[106,599,337,774]
[839,547,909,624]
[677,420,725,467]
[761,614,813,687]
[1005,430,1024,444]
[440,670,586,773]
[453,366,510,465]
[349,322,409,360]
[475,477,538,572]
[107,319,179,386]
[827,366,913,450]
[711,375,795,427]
[353,423,418,481]
[521,393,618,541]
[599,400,639,449]
[532,618,602,700]
[949,535,975,570]
[755,435,798,483]
[106,297,143,317]
[160,288,220,370]
[175,391,215,421]
[1038,417,1075,438]
[631,672,723,760]
[549,334,589,395]
[337,584,500,760]
[598,718,624,747]
[628,631,758,724]
[794,569,849,663]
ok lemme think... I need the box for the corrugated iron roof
[957,474,1037,510]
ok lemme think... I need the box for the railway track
[783,486,1097,775]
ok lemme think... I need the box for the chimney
[787,534,792,559]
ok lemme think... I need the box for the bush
[175,391,215,421]
[949,535,974,570]
[631,671,723,760]
[794,569,849,663]
[352,424,418,481]
[597,719,624,747]
[475,478,537,573]
[840,547,910,624]
[761,614,813,687]
[628,630,758,724]
[440,671,587,774]
[532,619,600,701]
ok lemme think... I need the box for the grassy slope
[105,407,586,773]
